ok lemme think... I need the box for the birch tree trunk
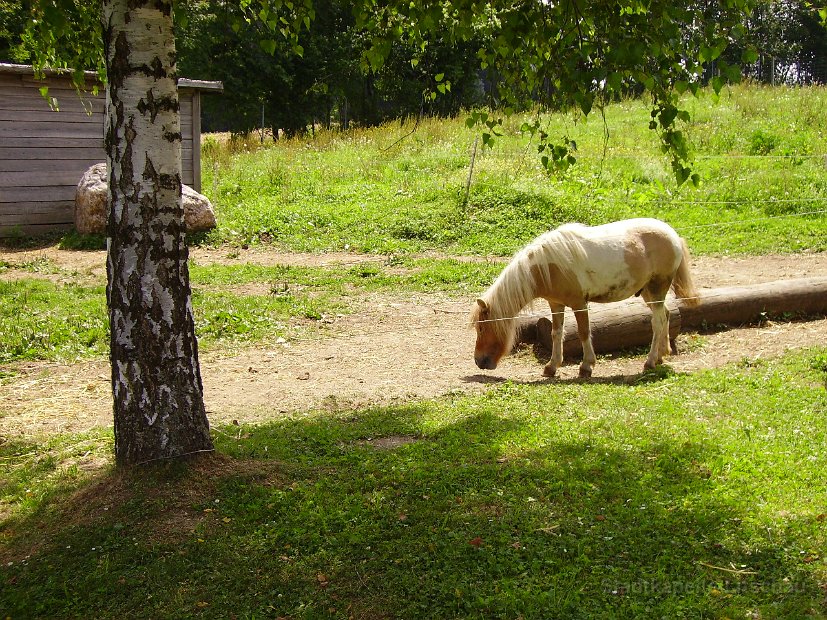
[102,0,213,466]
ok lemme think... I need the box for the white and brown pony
[471,218,699,377]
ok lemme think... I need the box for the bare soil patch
[1,245,825,439]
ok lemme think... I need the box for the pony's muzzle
[475,355,497,370]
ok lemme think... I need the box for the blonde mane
[472,224,587,345]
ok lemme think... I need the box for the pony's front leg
[543,303,565,377]
[573,304,596,378]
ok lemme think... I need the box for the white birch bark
[102,0,213,466]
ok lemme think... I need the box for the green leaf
[741,47,758,64]
[674,164,690,186]
[435,73,445,82]
[576,93,593,117]
[658,105,678,128]
[260,39,277,55]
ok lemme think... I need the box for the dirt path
[1,246,825,438]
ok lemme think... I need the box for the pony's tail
[672,237,700,307]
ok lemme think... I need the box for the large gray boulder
[74,163,217,234]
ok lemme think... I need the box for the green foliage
[23,0,105,91]
[0,0,29,62]
[748,127,780,155]
[357,0,757,182]
[201,85,827,256]
[175,0,484,134]
[24,0,760,182]
[2,350,825,617]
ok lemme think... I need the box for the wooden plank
[0,158,103,173]
[16,74,102,88]
[0,201,72,217]
[1,137,103,149]
[0,185,77,202]
[1,147,108,160]
[0,88,106,112]
[0,209,73,226]
[0,121,105,139]
[190,91,202,191]
[0,108,103,123]
[0,158,191,175]
[0,223,74,238]
[0,169,194,192]
[0,110,191,134]
[0,169,93,186]
[0,78,99,92]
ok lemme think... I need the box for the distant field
[200,84,827,256]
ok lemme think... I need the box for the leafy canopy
[354,0,757,184]
[26,0,758,184]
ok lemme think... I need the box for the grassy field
[2,352,826,618]
[1,85,827,618]
[199,84,827,256]
[3,84,826,365]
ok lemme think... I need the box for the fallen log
[678,277,827,330]
[516,277,827,358]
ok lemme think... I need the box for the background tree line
[2,0,825,134]
[172,0,490,135]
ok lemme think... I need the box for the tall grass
[200,85,827,256]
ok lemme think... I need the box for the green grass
[1,84,825,618]
[0,258,500,362]
[199,85,827,256]
[2,349,825,618]
[0,279,109,362]
[3,84,826,362]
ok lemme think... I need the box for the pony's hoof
[578,367,593,379]
[543,366,557,378]
[643,361,659,371]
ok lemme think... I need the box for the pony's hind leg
[573,304,596,378]
[642,285,670,370]
[543,302,565,377]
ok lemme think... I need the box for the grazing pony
[471,218,699,377]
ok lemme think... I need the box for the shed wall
[0,72,198,237]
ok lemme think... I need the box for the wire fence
[285,207,827,339]
[741,55,827,87]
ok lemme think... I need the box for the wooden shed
[0,63,223,237]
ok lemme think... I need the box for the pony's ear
[476,298,489,313]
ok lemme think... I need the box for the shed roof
[0,63,224,92]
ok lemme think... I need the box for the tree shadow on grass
[1,400,824,619]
